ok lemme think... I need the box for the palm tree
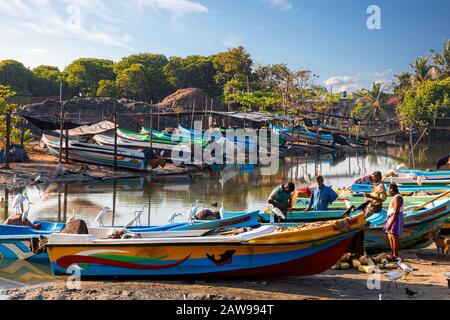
[410,57,432,86]
[360,82,389,121]
[430,39,450,78]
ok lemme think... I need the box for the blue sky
[0,0,449,92]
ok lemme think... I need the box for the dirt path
[2,246,449,301]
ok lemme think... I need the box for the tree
[65,58,116,96]
[115,54,171,101]
[164,55,219,96]
[357,82,390,120]
[0,60,33,95]
[430,39,450,78]
[116,64,148,101]
[236,91,282,112]
[401,78,450,126]
[0,85,31,145]
[410,57,432,86]
[254,63,316,114]
[97,80,120,98]
[212,47,253,87]
[31,65,62,96]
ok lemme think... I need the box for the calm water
[1,142,448,227]
[0,142,448,290]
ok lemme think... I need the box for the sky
[0,0,449,92]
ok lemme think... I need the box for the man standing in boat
[363,171,387,216]
[268,182,296,223]
[305,176,338,212]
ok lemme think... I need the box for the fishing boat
[350,183,450,194]
[384,169,450,186]
[46,214,366,277]
[93,134,191,163]
[0,211,260,262]
[273,125,336,148]
[118,128,208,147]
[260,198,450,252]
[42,134,149,171]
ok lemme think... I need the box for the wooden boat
[118,128,207,147]
[260,198,450,253]
[93,134,191,163]
[350,183,450,194]
[42,134,148,171]
[292,194,441,211]
[46,214,366,277]
[0,211,259,262]
[273,125,336,148]
[0,259,55,286]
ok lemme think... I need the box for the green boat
[261,198,450,252]
[118,128,208,147]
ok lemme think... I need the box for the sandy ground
[1,246,449,301]
[0,149,199,191]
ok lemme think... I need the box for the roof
[213,111,294,123]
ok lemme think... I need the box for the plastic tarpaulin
[23,115,82,131]
[56,121,116,137]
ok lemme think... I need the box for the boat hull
[47,231,358,277]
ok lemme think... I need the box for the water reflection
[0,143,448,229]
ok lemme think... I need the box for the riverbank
[2,246,449,300]
[0,147,201,191]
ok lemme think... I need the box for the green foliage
[65,58,116,96]
[401,78,450,126]
[115,54,170,101]
[212,47,253,87]
[97,80,120,98]
[164,55,219,96]
[236,91,282,112]
[32,65,62,96]
[431,40,450,78]
[0,85,31,145]
[0,60,33,95]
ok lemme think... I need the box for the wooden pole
[191,100,196,129]
[4,112,11,169]
[114,103,118,171]
[150,106,153,149]
[4,189,9,220]
[59,82,64,171]
[112,179,117,227]
[63,183,68,223]
[65,127,69,164]
[19,118,26,148]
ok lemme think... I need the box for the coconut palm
[430,39,450,78]
[359,82,389,120]
[410,57,432,86]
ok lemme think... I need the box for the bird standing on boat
[13,193,29,215]
[95,207,111,227]
[125,205,148,228]
[219,204,225,219]
[168,213,183,224]
[67,209,77,224]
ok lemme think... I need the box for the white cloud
[134,0,208,15]
[0,0,133,48]
[264,0,293,11]
[324,76,362,93]
[371,69,393,79]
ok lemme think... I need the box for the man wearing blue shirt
[305,176,338,211]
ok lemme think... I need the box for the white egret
[445,272,450,279]
[187,204,195,223]
[95,207,111,227]
[385,270,402,289]
[219,203,225,219]
[22,203,31,223]
[12,193,29,214]
[168,213,183,224]
[192,200,201,217]
[398,261,414,279]
[67,209,77,224]
[125,205,148,228]
[344,200,353,210]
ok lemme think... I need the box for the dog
[431,235,450,258]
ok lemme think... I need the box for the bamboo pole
[59,82,64,168]
[113,103,118,171]
[3,112,11,169]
